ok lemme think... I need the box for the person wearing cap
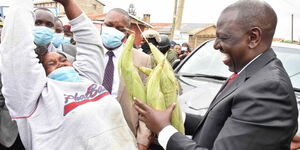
[140,29,161,54]
[157,35,178,64]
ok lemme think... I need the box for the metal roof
[151,23,215,35]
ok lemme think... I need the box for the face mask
[33,26,54,46]
[48,66,81,82]
[182,47,188,52]
[51,33,64,48]
[100,26,125,49]
[62,37,71,44]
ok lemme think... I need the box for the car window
[178,41,231,78]
[273,46,300,89]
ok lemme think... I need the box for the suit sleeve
[211,78,297,150]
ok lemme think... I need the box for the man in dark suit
[134,0,298,150]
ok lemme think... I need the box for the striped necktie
[103,51,115,93]
[224,73,238,89]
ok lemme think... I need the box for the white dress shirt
[103,45,123,98]
[158,53,262,149]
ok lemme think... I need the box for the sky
[100,0,300,41]
[1,0,300,41]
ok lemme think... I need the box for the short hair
[223,0,277,41]
[107,8,131,26]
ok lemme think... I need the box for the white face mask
[100,26,125,49]
[181,47,188,51]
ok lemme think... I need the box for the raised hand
[53,0,81,20]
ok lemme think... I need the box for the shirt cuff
[158,125,178,149]
[182,112,186,123]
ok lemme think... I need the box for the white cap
[142,29,161,42]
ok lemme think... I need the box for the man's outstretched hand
[134,98,176,134]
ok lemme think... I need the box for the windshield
[178,40,300,89]
[178,41,231,78]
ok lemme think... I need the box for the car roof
[272,42,300,50]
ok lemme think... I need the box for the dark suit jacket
[0,75,19,147]
[167,49,298,150]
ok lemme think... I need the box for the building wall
[189,26,216,50]
[76,0,104,16]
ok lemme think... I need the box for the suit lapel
[193,48,277,134]
[209,72,246,109]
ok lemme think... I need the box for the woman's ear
[248,27,262,49]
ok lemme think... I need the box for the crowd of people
[139,29,192,66]
[0,0,299,150]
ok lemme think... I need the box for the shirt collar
[238,53,262,74]
[103,44,123,58]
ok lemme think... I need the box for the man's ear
[248,27,262,49]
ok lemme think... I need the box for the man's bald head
[222,0,277,44]
[104,8,131,31]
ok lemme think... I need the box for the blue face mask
[33,26,54,46]
[51,33,64,48]
[181,47,188,52]
[62,37,71,44]
[100,26,125,49]
[48,66,81,82]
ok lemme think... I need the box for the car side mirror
[172,59,181,69]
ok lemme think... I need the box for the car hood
[177,76,225,115]
[177,76,300,116]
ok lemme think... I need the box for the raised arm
[56,0,105,84]
[0,0,47,118]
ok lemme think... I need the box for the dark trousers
[0,135,25,150]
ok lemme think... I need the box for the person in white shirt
[0,0,137,149]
